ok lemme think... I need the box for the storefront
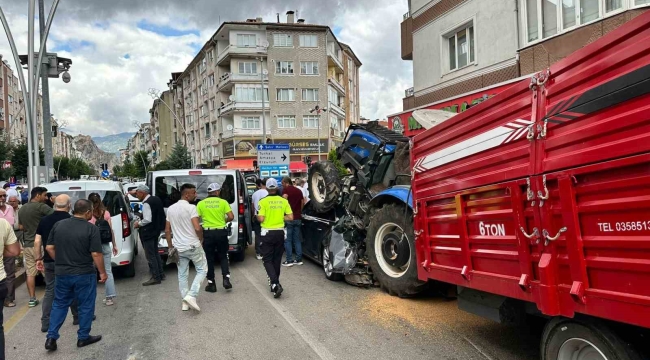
[388,81,518,137]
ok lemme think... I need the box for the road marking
[239,267,336,360]
[5,288,45,334]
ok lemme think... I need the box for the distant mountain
[92,132,134,155]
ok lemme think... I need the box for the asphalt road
[4,244,541,360]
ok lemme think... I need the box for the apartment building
[0,56,27,144]
[167,12,361,168]
[147,90,175,165]
[126,123,150,161]
[395,0,649,136]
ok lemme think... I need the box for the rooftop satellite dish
[263,69,268,75]
[261,40,269,47]
[228,95,235,101]
[226,124,233,131]
[411,109,457,131]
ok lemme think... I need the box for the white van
[146,169,253,261]
[42,180,138,276]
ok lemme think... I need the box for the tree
[54,156,70,179]
[167,143,192,169]
[154,160,172,171]
[0,139,12,181]
[328,148,348,176]
[133,150,151,178]
[10,143,45,180]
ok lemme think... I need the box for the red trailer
[411,11,650,359]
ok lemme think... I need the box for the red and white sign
[2,160,11,169]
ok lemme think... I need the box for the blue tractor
[305,122,427,297]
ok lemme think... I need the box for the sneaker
[205,281,217,293]
[4,300,15,307]
[272,284,284,299]
[183,295,200,312]
[28,298,39,307]
[293,259,303,266]
[142,278,161,286]
[282,261,294,267]
[105,297,114,306]
[181,301,189,311]
[256,254,263,260]
[223,276,232,290]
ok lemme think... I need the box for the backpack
[95,212,113,244]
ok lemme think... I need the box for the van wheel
[123,259,136,278]
[541,317,641,360]
[366,204,427,297]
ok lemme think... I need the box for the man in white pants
[164,183,207,312]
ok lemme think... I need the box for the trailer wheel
[541,317,641,360]
[308,161,340,213]
[366,204,427,297]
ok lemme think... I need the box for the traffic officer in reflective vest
[197,182,234,292]
[257,178,293,298]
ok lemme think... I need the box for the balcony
[218,100,270,116]
[327,48,344,73]
[329,102,345,117]
[328,78,346,95]
[217,44,267,65]
[218,72,268,91]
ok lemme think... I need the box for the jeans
[142,237,164,281]
[42,262,78,329]
[284,220,302,262]
[202,229,230,281]
[177,247,207,299]
[261,230,285,285]
[102,243,117,298]
[2,257,15,302]
[252,219,262,255]
[47,273,96,341]
[0,279,7,360]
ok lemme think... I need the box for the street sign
[101,170,110,178]
[257,144,290,179]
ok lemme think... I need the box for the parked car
[146,169,253,261]
[43,180,138,277]
[300,201,342,280]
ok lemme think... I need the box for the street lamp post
[309,105,328,162]
[148,88,193,168]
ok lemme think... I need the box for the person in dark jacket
[134,185,166,286]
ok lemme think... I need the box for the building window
[200,58,207,73]
[242,116,261,129]
[235,85,269,102]
[273,34,293,47]
[445,22,475,72]
[636,0,650,5]
[239,61,258,74]
[302,88,319,101]
[303,115,319,128]
[205,123,211,138]
[328,87,340,107]
[277,88,295,101]
[278,116,296,128]
[7,95,12,103]
[208,74,215,87]
[275,61,294,74]
[236,34,256,47]
[210,98,216,110]
[299,34,318,47]
[300,61,319,75]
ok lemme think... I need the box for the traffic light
[306,156,312,168]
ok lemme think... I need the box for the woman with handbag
[88,193,118,306]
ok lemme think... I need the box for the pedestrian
[281,177,305,267]
[134,184,166,286]
[251,178,268,260]
[298,178,310,204]
[4,195,21,308]
[44,199,107,351]
[257,178,293,298]
[18,186,54,307]
[0,218,21,359]
[165,183,207,312]
[0,190,16,309]
[197,182,234,292]
[20,187,28,205]
[0,190,15,229]
[35,195,94,332]
[44,193,55,208]
[88,193,118,305]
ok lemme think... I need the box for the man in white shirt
[164,183,207,312]
[251,178,268,260]
[297,178,309,204]
[0,218,22,358]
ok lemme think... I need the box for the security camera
[62,71,71,83]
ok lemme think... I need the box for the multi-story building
[126,124,150,161]
[51,118,75,158]
[395,0,649,135]
[1,56,27,144]
[168,12,362,168]
[147,90,175,165]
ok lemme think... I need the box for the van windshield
[154,175,235,207]
[49,190,126,217]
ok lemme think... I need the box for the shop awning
[222,159,255,171]
[290,161,308,173]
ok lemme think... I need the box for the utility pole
[38,0,53,181]
[259,57,267,144]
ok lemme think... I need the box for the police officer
[257,178,293,298]
[197,182,234,292]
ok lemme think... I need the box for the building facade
[164,12,361,168]
[1,56,27,145]
[400,0,649,112]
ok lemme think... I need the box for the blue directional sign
[101,170,110,178]
[257,144,290,180]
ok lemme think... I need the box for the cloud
[0,0,411,136]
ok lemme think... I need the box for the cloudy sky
[0,0,412,137]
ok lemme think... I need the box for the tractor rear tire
[308,161,341,213]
